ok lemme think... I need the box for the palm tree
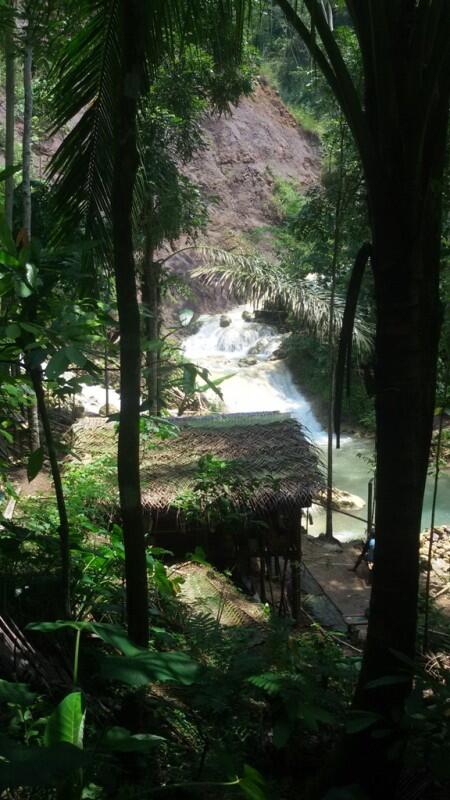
[193,248,373,354]
[45,0,251,646]
[274,1,450,796]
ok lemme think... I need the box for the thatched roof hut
[72,411,323,618]
[71,411,323,516]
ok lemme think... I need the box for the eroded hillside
[165,78,320,313]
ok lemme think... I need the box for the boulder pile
[419,525,450,595]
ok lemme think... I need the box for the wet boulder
[238,356,258,367]
[269,345,288,361]
[248,337,270,355]
[313,488,365,512]
[219,314,232,328]
[242,310,254,323]
[99,404,119,417]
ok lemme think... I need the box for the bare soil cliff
[165,79,320,314]
[183,79,320,248]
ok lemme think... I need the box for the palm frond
[46,0,119,259]
[192,248,374,355]
[46,0,252,265]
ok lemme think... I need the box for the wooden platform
[301,535,371,635]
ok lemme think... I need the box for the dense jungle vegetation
[0,2,449,799]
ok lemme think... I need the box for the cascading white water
[183,305,450,540]
[184,305,326,441]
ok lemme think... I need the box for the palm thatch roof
[71,412,323,514]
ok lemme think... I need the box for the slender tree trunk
[22,40,32,241]
[4,5,15,229]
[141,234,161,415]
[22,33,40,452]
[325,122,344,540]
[30,366,71,618]
[104,340,110,416]
[112,0,149,647]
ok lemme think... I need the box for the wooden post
[290,507,302,623]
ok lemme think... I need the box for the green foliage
[174,453,278,532]
[44,691,85,749]
[286,331,374,431]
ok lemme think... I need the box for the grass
[287,103,325,138]
[272,176,305,220]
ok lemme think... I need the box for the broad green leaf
[20,321,42,335]
[46,349,70,379]
[0,428,14,444]
[24,262,38,289]
[99,651,200,687]
[182,363,197,395]
[0,736,86,788]
[0,164,21,182]
[27,447,44,482]
[0,250,20,267]
[65,346,87,368]
[0,679,37,706]
[300,705,336,728]
[17,280,33,298]
[27,620,94,633]
[90,623,142,657]
[238,765,267,800]
[27,620,142,657]
[5,323,21,339]
[345,710,382,734]
[99,726,165,753]
[44,691,85,749]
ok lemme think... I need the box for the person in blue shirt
[365,526,375,570]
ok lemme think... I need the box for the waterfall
[183,305,450,538]
[184,305,327,441]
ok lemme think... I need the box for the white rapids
[68,303,450,541]
[184,305,327,442]
[183,305,450,540]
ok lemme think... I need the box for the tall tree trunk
[325,121,344,540]
[344,100,448,799]
[274,3,450,797]
[4,3,15,229]
[22,40,32,240]
[22,33,40,452]
[112,0,149,647]
[141,234,161,416]
[30,366,71,618]
[20,17,71,618]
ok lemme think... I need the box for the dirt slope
[165,79,320,314]
[1,78,319,312]
[183,79,319,248]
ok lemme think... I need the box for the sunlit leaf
[99,651,200,687]
[44,691,85,749]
